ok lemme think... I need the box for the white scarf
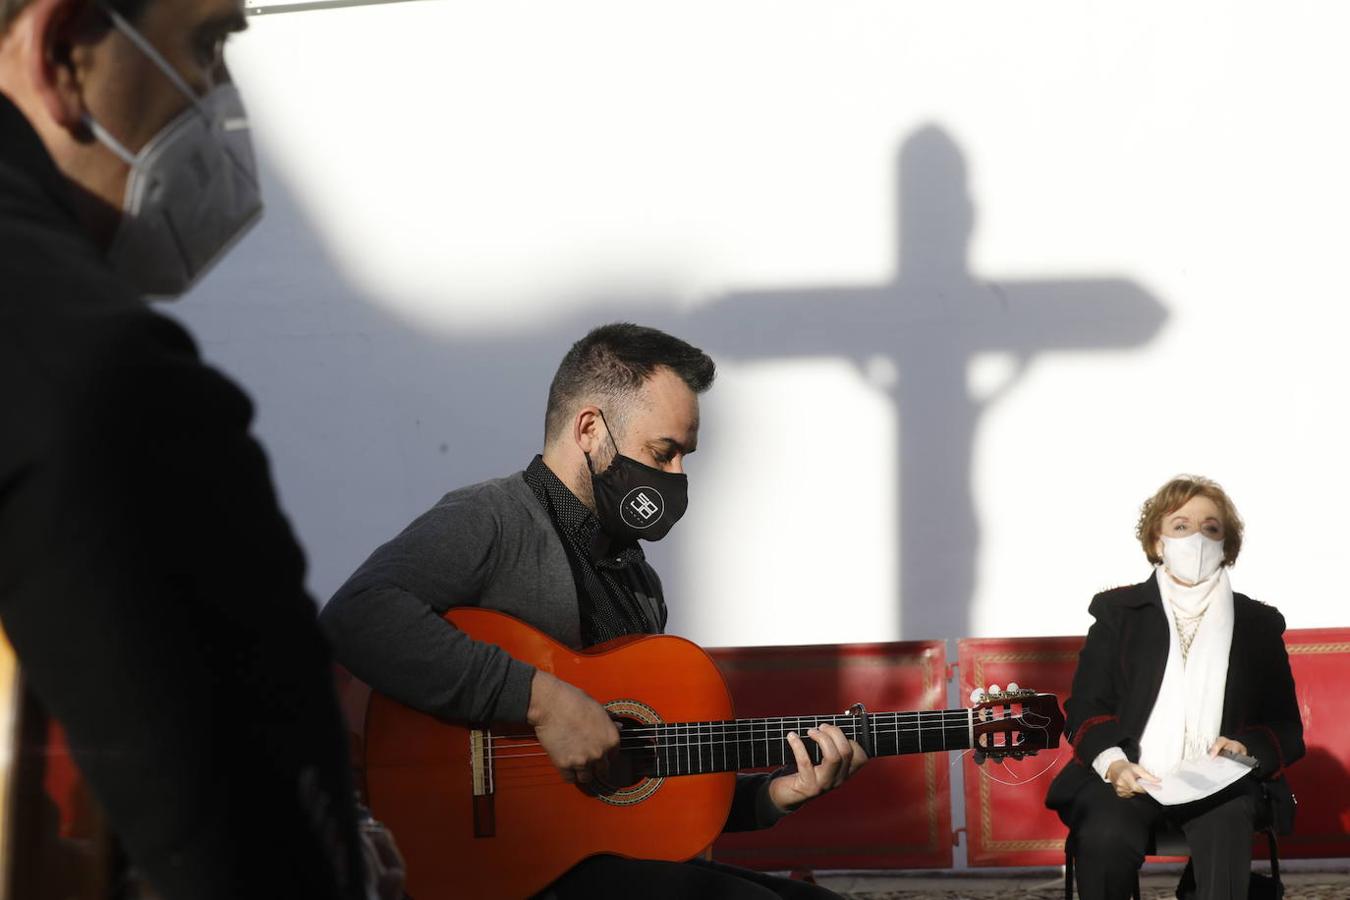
[1137,566,1235,776]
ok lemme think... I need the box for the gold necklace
[1174,608,1207,661]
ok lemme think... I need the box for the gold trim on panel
[712,653,940,672]
[969,650,1079,666]
[921,658,940,853]
[722,841,944,857]
[1286,643,1350,654]
[970,652,1074,855]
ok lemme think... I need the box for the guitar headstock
[968,684,1065,762]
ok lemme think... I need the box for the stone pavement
[819,869,1350,899]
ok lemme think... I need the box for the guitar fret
[632,700,1034,779]
[706,721,712,773]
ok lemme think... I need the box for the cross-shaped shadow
[683,124,1168,641]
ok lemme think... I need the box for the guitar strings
[972,748,1063,788]
[485,720,1057,775]
[959,716,1061,787]
[484,745,1066,784]
[486,719,975,756]
[485,714,1049,770]
[486,709,978,741]
[484,708,1015,753]
[610,709,979,734]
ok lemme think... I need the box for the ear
[21,0,102,131]
[573,407,604,456]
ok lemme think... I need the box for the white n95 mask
[1160,532,1226,584]
[83,6,263,299]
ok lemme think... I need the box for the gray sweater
[321,470,786,831]
[323,473,592,722]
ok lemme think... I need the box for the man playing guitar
[323,322,867,899]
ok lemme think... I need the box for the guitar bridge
[470,728,495,837]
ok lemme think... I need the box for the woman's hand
[1106,759,1160,798]
[1208,736,1249,758]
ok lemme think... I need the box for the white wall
[170,0,1350,648]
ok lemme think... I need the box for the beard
[573,459,597,511]
[575,428,623,513]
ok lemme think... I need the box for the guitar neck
[632,708,973,778]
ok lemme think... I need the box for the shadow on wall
[682,125,1168,640]
[178,124,1167,643]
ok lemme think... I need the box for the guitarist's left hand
[768,724,869,812]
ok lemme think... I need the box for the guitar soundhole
[591,715,651,791]
[587,703,664,806]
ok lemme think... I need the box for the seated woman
[1045,475,1303,900]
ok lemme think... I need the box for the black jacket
[1045,572,1304,812]
[0,95,363,898]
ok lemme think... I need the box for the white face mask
[83,6,262,298]
[1160,532,1226,585]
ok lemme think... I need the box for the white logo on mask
[621,488,664,528]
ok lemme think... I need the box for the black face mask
[586,411,689,543]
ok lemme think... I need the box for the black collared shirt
[524,455,661,645]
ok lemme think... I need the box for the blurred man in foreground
[0,0,381,894]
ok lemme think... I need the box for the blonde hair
[1135,475,1244,567]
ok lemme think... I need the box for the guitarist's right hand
[527,669,620,784]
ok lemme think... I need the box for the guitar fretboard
[620,709,974,778]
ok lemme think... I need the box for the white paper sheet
[1140,753,1256,806]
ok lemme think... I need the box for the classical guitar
[356,609,1065,899]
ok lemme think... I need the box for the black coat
[1045,572,1304,812]
[0,97,363,898]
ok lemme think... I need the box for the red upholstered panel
[1281,627,1350,859]
[958,636,1082,867]
[961,629,1350,865]
[707,640,952,870]
[43,717,99,840]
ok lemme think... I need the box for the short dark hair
[3,0,151,37]
[544,323,715,444]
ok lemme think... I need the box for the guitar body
[363,608,737,900]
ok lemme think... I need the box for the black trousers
[1066,776,1261,900]
[543,855,842,900]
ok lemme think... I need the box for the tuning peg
[1006,682,1020,693]
[987,684,1002,697]
[969,687,986,704]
